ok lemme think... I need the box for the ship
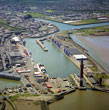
[37,63,47,74]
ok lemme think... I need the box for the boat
[34,72,43,77]
[37,63,47,74]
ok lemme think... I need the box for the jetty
[36,39,48,51]
[70,74,86,90]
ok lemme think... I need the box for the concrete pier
[36,39,48,51]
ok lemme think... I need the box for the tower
[80,59,84,87]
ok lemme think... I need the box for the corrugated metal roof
[10,52,22,57]
[69,48,81,55]
[0,72,21,78]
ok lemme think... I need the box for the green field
[46,10,55,13]
[73,25,109,36]
[24,12,45,17]
[71,19,106,25]
[59,30,70,37]
[0,19,7,24]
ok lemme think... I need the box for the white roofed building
[73,54,88,60]
[12,37,20,42]
[11,37,20,44]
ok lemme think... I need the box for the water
[49,90,109,110]
[0,79,21,90]
[24,19,109,110]
[25,39,79,78]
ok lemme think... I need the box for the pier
[36,39,48,51]
[70,74,86,90]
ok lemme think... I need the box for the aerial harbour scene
[0,0,109,110]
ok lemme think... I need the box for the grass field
[24,12,45,17]
[46,10,55,13]
[73,25,109,36]
[71,19,107,25]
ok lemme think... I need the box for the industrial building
[0,71,21,81]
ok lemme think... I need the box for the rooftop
[73,54,88,60]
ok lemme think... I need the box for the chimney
[99,77,102,86]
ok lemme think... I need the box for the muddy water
[49,90,109,110]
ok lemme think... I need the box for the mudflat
[76,35,109,70]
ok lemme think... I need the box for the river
[24,19,109,110]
